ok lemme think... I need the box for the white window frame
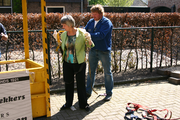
[46,6,65,13]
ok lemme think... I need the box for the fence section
[111,26,180,73]
[0,26,179,85]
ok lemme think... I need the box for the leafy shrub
[0,12,180,31]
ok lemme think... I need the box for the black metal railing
[1,26,179,85]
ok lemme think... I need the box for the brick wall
[47,2,81,13]
[27,2,41,13]
[149,0,180,12]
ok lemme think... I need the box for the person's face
[62,23,70,31]
[91,12,102,21]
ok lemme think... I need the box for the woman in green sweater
[53,15,94,111]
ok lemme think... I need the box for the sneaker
[86,93,91,99]
[84,105,90,112]
[60,104,70,110]
[103,95,112,101]
[80,105,90,112]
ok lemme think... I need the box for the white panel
[0,71,32,120]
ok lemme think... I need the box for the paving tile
[49,81,180,120]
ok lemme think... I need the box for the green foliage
[108,0,134,7]
[12,0,22,13]
[88,0,109,5]
[88,0,134,7]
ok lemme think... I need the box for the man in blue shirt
[85,4,114,101]
[0,23,8,71]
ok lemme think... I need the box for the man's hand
[1,33,8,40]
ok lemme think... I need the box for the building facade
[1,0,180,13]
[0,0,88,13]
[27,0,88,13]
[148,0,180,12]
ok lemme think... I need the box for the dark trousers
[63,61,88,108]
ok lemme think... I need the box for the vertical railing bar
[5,39,9,71]
[58,52,60,78]
[156,29,159,67]
[114,30,117,73]
[170,28,174,66]
[160,29,165,67]
[135,29,138,70]
[144,31,147,69]
[141,31,143,69]
[119,30,123,72]
[150,27,154,72]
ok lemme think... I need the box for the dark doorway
[155,7,171,12]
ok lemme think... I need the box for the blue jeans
[86,49,114,96]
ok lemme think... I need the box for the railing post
[170,28,174,66]
[150,27,154,72]
[5,39,9,71]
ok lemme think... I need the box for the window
[46,6,65,13]
[0,0,12,13]
[0,0,11,6]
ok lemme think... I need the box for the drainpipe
[11,0,13,13]
[81,0,83,13]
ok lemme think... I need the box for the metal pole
[150,27,154,72]
[81,0,83,13]
[11,0,13,13]
[41,0,51,117]
[22,0,29,59]
[47,32,52,85]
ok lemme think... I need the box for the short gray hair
[61,15,75,27]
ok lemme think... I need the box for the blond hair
[90,4,104,15]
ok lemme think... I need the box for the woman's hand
[85,32,92,46]
[53,30,61,46]
[53,30,58,41]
